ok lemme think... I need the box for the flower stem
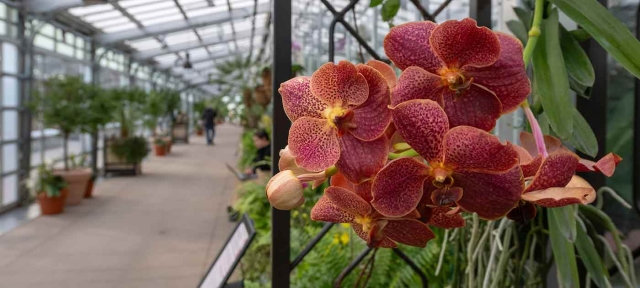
[522,0,545,69]
[388,149,419,160]
[523,103,548,157]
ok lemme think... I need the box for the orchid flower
[371,99,524,220]
[384,19,530,131]
[278,61,393,182]
[311,175,434,248]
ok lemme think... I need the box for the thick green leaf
[381,0,400,22]
[532,9,573,139]
[575,220,611,288]
[551,205,577,242]
[507,20,528,44]
[569,28,591,42]
[567,107,599,157]
[560,26,595,88]
[369,0,383,7]
[548,208,580,288]
[569,76,592,99]
[551,0,640,79]
[513,7,532,30]
[538,112,550,135]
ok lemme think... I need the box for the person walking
[202,107,217,145]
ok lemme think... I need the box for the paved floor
[0,124,242,288]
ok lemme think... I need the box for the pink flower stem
[523,104,548,158]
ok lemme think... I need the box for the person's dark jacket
[202,108,217,127]
[253,144,271,173]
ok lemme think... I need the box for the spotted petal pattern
[310,196,355,223]
[383,219,435,247]
[289,117,340,172]
[366,60,397,88]
[324,186,371,217]
[336,133,388,184]
[522,176,595,207]
[392,99,449,163]
[371,158,431,218]
[443,126,519,173]
[430,18,500,69]
[525,151,580,193]
[279,76,326,121]
[384,21,441,72]
[350,64,392,141]
[391,66,444,107]
[441,85,502,131]
[310,61,368,107]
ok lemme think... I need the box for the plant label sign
[199,214,256,288]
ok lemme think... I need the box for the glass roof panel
[68,4,113,16]
[164,30,199,46]
[83,10,122,23]
[102,22,138,33]
[154,53,179,64]
[126,38,163,51]
[181,1,209,11]
[185,6,227,17]
[140,14,185,26]
[132,8,181,20]
[92,17,131,28]
[127,1,176,15]
[119,0,164,8]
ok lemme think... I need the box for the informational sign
[199,214,256,288]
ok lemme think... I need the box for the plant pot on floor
[37,188,69,215]
[54,168,92,205]
[84,177,96,198]
[165,139,172,153]
[196,129,203,136]
[154,144,167,156]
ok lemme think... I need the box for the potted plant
[30,76,92,205]
[30,164,68,215]
[110,136,150,175]
[82,84,112,197]
[68,154,97,198]
[153,137,167,156]
[105,88,147,175]
[193,100,206,136]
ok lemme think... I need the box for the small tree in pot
[29,76,92,205]
[29,164,69,215]
[108,88,149,175]
[81,84,114,198]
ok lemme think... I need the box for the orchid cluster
[266,18,621,248]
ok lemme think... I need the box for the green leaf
[507,20,528,44]
[538,112,550,135]
[513,7,533,30]
[569,28,591,42]
[567,107,599,157]
[551,0,640,79]
[548,208,580,288]
[575,220,611,288]
[381,0,400,22]
[532,9,573,139]
[560,26,595,88]
[369,0,383,7]
[569,76,592,99]
[552,205,577,242]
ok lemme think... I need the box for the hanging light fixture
[183,52,193,69]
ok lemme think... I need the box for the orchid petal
[425,207,466,229]
[366,60,397,88]
[289,117,340,172]
[576,153,622,177]
[352,224,396,248]
[431,186,463,207]
[525,151,580,193]
[371,158,430,218]
[391,99,449,163]
[463,33,531,113]
[354,180,374,203]
[519,132,564,157]
[383,21,442,72]
[454,166,524,220]
[441,84,502,131]
[336,133,388,184]
[350,64,392,141]
[430,18,500,69]
[522,175,595,207]
[330,173,353,190]
[443,126,519,173]
[507,202,538,223]
[279,77,327,121]
[310,61,368,107]
[383,219,435,247]
[310,196,355,223]
[391,66,444,107]
[325,186,371,216]
[513,145,543,178]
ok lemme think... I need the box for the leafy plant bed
[104,137,148,176]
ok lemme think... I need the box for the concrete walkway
[0,124,243,288]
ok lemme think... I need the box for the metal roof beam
[134,28,266,60]
[25,0,107,13]
[158,49,234,69]
[95,2,270,44]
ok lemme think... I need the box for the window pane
[2,143,17,172]
[2,76,18,107]
[3,174,18,205]
[56,43,75,57]
[34,35,55,50]
[2,42,18,74]
[3,110,18,141]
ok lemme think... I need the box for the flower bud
[266,170,305,210]
[279,146,310,176]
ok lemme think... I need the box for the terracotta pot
[154,144,166,156]
[84,178,95,198]
[37,188,69,215]
[54,168,92,206]
[196,129,203,136]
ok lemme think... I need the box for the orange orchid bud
[266,170,305,210]
[278,146,310,176]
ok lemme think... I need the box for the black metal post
[17,11,31,204]
[577,0,608,190]
[271,0,292,286]
[470,0,492,28]
[633,3,640,216]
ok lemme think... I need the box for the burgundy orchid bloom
[311,176,434,248]
[384,18,530,131]
[278,61,392,182]
[507,132,621,222]
[371,99,524,220]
